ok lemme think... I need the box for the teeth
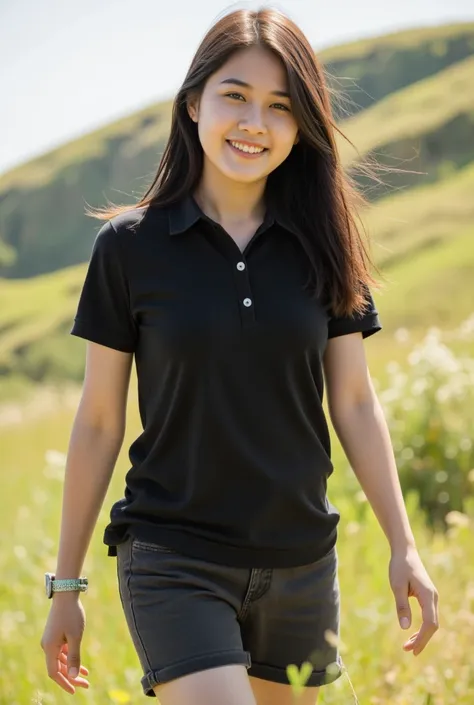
[230,141,264,154]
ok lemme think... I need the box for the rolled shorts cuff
[248,654,345,688]
[141,649,252,696]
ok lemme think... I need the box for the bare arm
[54,341,134,580]
[323,332,416,551]
[323,333,439,658]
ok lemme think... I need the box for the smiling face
[187,45,299,185]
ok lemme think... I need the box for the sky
[1,0,473,176]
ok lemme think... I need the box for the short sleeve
[327,287,382,340]
[70,221,137,352]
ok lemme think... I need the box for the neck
[193,158,267,226]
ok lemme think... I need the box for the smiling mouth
[226,140,269,156]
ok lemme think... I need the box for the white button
[236,262,246,271]
[243,298,252,307]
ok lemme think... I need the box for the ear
[187,94,200,123]
[294,132,299,145]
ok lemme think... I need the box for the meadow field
[1,316,473,705]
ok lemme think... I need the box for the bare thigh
[152,664,257,705]
[250,676,320,705]
[151,666,320,705]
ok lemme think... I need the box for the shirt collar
[168,191,301,238]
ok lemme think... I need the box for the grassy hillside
[0,23,473,279]
[322,21,474,117]
[2,23,472,194]
[0,103,173,276]
[365,161,474,267]
[0,21,473,399]
[338,54,474,197]
[1,161,473,399]
[0,265,85,366]
[321,21,474,62]
[0,101,174,194]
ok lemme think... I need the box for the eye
[272,103,291,112]
[225,92,245,101]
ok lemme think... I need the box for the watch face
[45,573,54,598]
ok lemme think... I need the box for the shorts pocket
[131,538,176,554]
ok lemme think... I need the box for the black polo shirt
[71,193,382,568]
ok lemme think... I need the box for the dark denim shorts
[116,536,344,697]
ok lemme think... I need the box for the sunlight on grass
[1,320,474,703]
[319,21,474,63]
[338,54,474,165]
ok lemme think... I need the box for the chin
[229,172,265,184]
[218,163,269,184]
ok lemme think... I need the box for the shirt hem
[104,524,338,568]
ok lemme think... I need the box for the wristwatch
[45,572,88,599]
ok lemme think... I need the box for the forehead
[210,46,288,89]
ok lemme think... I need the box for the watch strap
[52,577,88,593]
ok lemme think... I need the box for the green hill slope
[0,101,174,277]
[339,54,474,196]
[1,21,474,400]
[322,21,474,117]
[1,162,473,394]
[0,22,473,279]
[364,161,474,267]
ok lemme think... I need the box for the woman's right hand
[40,594,90,694]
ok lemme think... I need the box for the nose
[238,104,268,135]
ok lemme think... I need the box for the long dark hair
[87,7,384,317]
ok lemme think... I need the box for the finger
[402,633,418,650]
[60,660,89,676]
[45,648,76,694]
[61,671,90,689]
[412,594,438,655]
[412,622,437,655]
[392,584,412,629]
[59,652,89,675]
[66,636,82,679]
[58,659,90,688]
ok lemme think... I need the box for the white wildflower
[445,510,470,527]
[395,327,410,343]
[45,450,67,467]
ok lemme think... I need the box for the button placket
[234,258,255,326]
[202,218,267,328]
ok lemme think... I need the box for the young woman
[40,7,439,704]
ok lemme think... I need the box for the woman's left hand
[388,545,439,656]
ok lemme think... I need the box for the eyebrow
[219,78,290,99]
